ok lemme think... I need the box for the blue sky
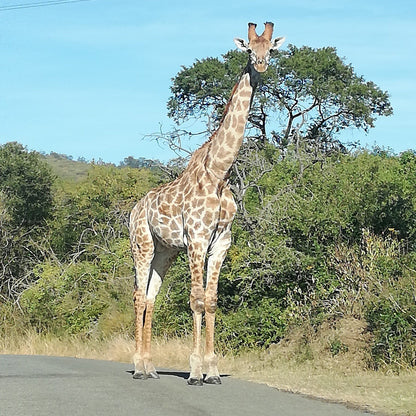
[0,0,415,164]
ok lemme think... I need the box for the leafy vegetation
[1,43,414,374]
[0,142,54,227]
[2,143,414,371]
[0,142,55,299]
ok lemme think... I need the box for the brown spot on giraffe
[129,21,285,386]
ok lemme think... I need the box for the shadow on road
[156,370,189,379]
[126,370,230,380]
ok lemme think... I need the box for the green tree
[266,46,392,153]
[167,46,392,156]
[0,142,54,227]
[0,142,54,300]
[119,156,161,170]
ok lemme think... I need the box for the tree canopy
[0,142,54,227]
[167,45,392,155]
[0,142,54,300]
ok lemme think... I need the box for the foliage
[119,156,162,170]
[1,152,161,332]
[16,162,161,335]
[0,142,55,300]
[48,164,160,260]
[284,229,416,369]
[267,45,392,149]
[168,52,245,124]
[259,150,416,250]
[20,238,134,336]
[216,298,286,353]
[0,142,54,227]
[2,141,416,370]
[153,252,193,338]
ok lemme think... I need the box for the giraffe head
[234,22,285,73]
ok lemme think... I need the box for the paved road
[0,355,372,416]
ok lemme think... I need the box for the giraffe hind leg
[132,286,148,379]
[130,206,155,380]
[133,243,178,380]
[141,246,178,379]
[132,297,160,380]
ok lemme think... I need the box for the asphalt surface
[0,355,372,416]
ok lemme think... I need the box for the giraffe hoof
[148,371,160,380]
[204,376,222,385]
[133,371,147,380]
[187,377,203,386]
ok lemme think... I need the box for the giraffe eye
[247,48,252,54]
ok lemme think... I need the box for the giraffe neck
[205,63,259,179]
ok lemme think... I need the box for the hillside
[41,152,92,182]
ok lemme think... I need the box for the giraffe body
[129,22,285,385]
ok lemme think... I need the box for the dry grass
[0,329,190,368]
[223,349,416,416]
[1,328,415,416]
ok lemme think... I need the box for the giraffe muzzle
[255,61,268,72]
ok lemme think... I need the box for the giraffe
[129,22,285,386]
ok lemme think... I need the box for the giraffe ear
[234,37,250,52]
[271,36,286,50]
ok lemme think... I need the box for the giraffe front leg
[204,309,221,384]
[188,307,204,386]
[187,243,205,386]
[203,230,232,385]
[203,284,221,385]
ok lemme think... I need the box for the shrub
[215,298,286,353]
[284,229,416,369]
[20,239,134,336]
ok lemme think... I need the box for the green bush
[48,164,161,261]
[153,253,193,338]
[365,253,416,369]
[216,298,286,353]
[283,229,416,369]
[20,238,134,336]
[21,262,106,334]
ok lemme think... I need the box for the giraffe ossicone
[129,21,285,386]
